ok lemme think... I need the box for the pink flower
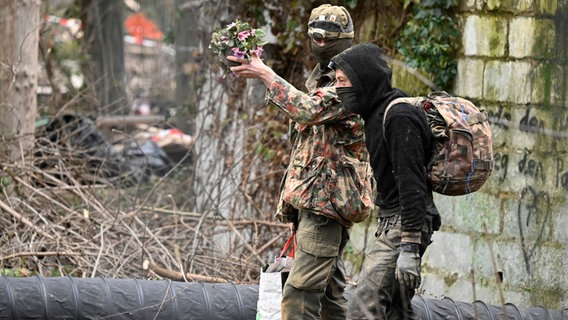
[227,22,236,29]
[220,36,229,45]
[250,46,264,57]
[231,47,246,59]
[251,29,256,36]
[237,30,250,41]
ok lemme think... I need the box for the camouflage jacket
[266,75,374,227]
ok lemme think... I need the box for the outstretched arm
[228,53,276,87]
[228,53,349,125]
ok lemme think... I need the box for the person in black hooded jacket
[330,43,442,319]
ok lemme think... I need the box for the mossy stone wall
[348,0,568,309]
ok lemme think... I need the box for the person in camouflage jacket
[229,4,374,319]
[269,79,374,228]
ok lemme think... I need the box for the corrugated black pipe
[0,276,256,319]
[411,294,567,320]
[0,276,566,319]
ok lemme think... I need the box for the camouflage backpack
[384,91,494,196]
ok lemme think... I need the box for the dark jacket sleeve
[384,103,430,232]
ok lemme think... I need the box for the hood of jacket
[330,43,402,119]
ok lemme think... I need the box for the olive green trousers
[281,210,350,320]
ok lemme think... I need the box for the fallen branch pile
[0,155,288,284]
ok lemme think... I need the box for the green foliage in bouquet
[209,19,267,75]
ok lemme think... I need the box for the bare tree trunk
[173,0,204,210]
[174,0,201,135]
[0,0,40,164]
[80,0,128,115]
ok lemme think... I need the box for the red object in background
[124,12,163,44]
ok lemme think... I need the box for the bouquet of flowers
[209,19,267,75]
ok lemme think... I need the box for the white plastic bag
[256,234,296,320]
[256,270,286,320]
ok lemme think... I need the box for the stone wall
[349,0,567,310]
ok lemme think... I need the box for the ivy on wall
[395,0,459,90]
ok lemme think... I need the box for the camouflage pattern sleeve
[266,75,349,125]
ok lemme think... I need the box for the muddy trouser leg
[281,210,349,320]
[320,227,350,320]
[348,215,432,320]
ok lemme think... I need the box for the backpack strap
[382,97,426,137]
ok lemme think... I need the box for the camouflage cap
[308,4,354,39]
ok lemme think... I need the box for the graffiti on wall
[489,106,567,274]
[517,186,551,274]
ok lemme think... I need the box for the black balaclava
[307,4,354,69]
[312,39,352,70]
[335,86,360,113]
[331,43,397,119]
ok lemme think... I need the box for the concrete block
[502,196,525,239]
[471,235,504,280]
[425,231,474,275]
[551,207,568,243]
[530,64,549,105]
[484,61,512,102]
[490,153,515,191]
[484,61,534,104]
[456,58,484,98]
[432,194,500,235]
[532,246,568,289]
[509,17,535,59]
[425,276,477,303]
[509,61,534,104]
[550,64,566,107]
[515,106,568,152]
[536,0,558,14]
[490,123,511,148]
[487,0,533,12]
[463,15,507,57]
[496,243,531,288]
[510,17,556,59]
[419,276,454,300]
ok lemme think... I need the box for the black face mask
[336,86,363,114]
[311,39,352,68]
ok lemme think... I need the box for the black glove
[396,243,421,289]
